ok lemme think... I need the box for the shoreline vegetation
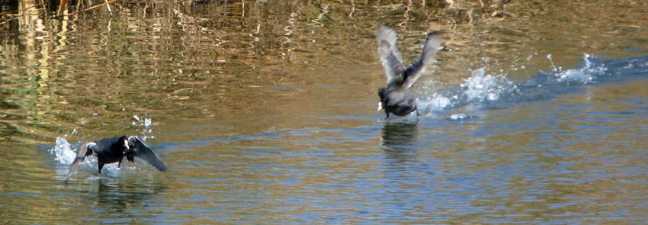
[1,0,514,29]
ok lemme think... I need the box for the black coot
[66,136,168,180]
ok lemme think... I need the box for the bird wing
[66,141,96,181]
[402,31,443,89]
[128,136,169,172]
[377,25,405,83]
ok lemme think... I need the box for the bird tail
[65,142,95,182]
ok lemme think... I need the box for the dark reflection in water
[94,178,167,207]
[68,176,168,223]
[380,122,418,151]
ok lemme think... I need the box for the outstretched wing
[377,25,405,83]
[66,142,96,181]
[128,136,169,172]
[402,31,443,89]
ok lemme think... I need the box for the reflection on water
[2,0,648,224]
[93,178,167,214]
[58,176,169,224]
[380,122,417,151]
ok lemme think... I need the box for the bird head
[377,88,387,111]
[120,136,130,151]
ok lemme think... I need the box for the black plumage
[66,136,168,179]
[376,25,443,118]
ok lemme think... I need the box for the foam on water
[447,113,475,121]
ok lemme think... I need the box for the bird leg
[98,163,104,174]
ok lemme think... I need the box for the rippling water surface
[1,1,648,223]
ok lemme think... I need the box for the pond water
[1,1,648,223]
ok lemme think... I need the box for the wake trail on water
[417,53,648,119]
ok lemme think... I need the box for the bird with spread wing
[376,25,443,119]
[66,136,168,180]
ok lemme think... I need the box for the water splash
[418,68,517,112]
[461,68,517,102]
[50,136,77,165]
[133,115,154,141]
[553,54,607,84]
[547,54,559,72]
[418,53,648,115]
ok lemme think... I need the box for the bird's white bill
[377,101,383,111]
